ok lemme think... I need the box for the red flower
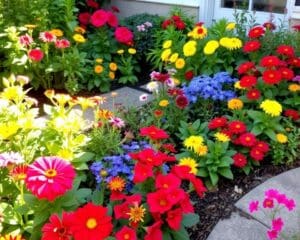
[130,148,175,166]
[288,57,300,67]
[246,89,261,100]
[260,55,281,68]
[114,194,142,219]
[255,141,269,153]
[70,202,113,240]
[248,26,265,38]
[232,153,247,168]
[78,12,91,26]
[237,62,255,75]
[239,132,256,147]
[240,75,257,88]
[145,221,163,240]
[167,88,183,96]
[166,208,183,230]
[180,192,195,213]
[39,31,56,42]
[263,198,274,208]
[154,109,163,118]
[19,34,33,46]
[184,70,194,81]
[263,22,276,30]
[161,143,177,153]
[42,212,72,240]
[171,165,193,180]
[171,15,181,22]
[208,117,228,130]
[189,176,206,198]
[276,45,295,57]
[115,226,137,240]
[243,40,261,53]
[140,126,169,140]
[284,109,300,121]
[28,49,44,62]
[155,173,181,190]
[133,162,153,183]
[175,95,189,109]
[228,121,247,134]
[55,39,71,49]
[90,9,108,27]
[162,19,172,29]
[250,147,265,161]
[292,24,300,31]
[279,67,294,80]
[115,27,134,45]
[175,20,186,30]
[262,70,282,84]
[86,0,99,9]
[147,189,175,214]
[106,11,118,27]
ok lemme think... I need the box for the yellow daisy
[179,157,198,174]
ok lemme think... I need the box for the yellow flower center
[45,169,57,178]
[127,204,146,223]
[86,218,97,229]
[159,199,167,206]
[124,233,130,240]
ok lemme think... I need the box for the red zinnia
[262,69,282,84]
[232,153,247,168]
[284,109,300,121]
[276,45,295,57]
[184,70,194,81]
[239,132,256,147]
[243,40,261,53]
[90,9,108,27]
[260,56,281,68]
[106,11,118,27]
[78,12,91,26]
[248,26,265,38]
[228,121,247,134]
[250,147,265,161]
[28,49,44,62]
[237,62,255,75]
[115,226,137,240]
[240,75,257,88]
[279,67,294,80]
[246,89,261,100]
[288,57,300,67]
[25,156,75,201]
[255,141,269,153]
[167,88,183,96]
[175,20,186,30]
[175,94,189,109]
[154,109,163,118]
[140,125,169,140]
[19,34,33,47]
[115,27,134,45]
[208,117,228,130]
[70,202,113,240]
[166,208,183,230]
[162,19,172,29]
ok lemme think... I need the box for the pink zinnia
[25,156,76,201]
[39,31,56,43]
[90,9,108,27]
[55,39,71,49]
[114,27,133,45]
[249,200,259,213]
[106,11,118,27]
[19,34,33,46]
[28,49,44,62]
[108,117,125,128]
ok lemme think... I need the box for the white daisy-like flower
[146,81,159,93]
[139,93,148,102]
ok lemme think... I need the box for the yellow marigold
[127,203,146,223]
[228,98,243,110]
[234,81,246,90]
[109,62,118,71]
[183,40,197,57]
[74,26,86,34]
[214,132,230,142]
[276,133,288,143]
[163,40,172,49]
[288,84,300,92]
[260,99,282,117]
[73,34,86,43]
[175,58,185,69]
[169,53,179,63]
[203,40,219,55]
[179,157,198,174]
[94,65,104,74]
[117,49,124,54]
[187,26,207,39]
[50,29,63,37]
[226,22,236,30]
[184,135,204,151]
[109,71,115,80]
[128,48,137,54]
[161,48,172,61]
[159,99,169,107]
[195,144,208,156]
[95,58,103,64]
[220,37,242,50]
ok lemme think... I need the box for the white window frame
[135,0,200,7]
[291,0,300,19]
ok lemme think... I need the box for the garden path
[207,167,300,240]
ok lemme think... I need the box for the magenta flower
[249,200,259,213]
[25,156,76,201]
[109,117,125,128]
[39,31,56,43]
[284,198,296,211]
[265,189,279,199]
[55,39,70,49]
[272,218,284,232]
[267,229,278,240]
[263,198,274,209]
[19,34,33,46]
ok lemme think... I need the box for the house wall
[110,0,199,19]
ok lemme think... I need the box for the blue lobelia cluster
[182,72,237,103]
[90,141,151,190]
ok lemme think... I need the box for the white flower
[139,93,148,102]
[146,81,159,92]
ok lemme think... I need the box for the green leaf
[182,213,200,227]
[197,168,208,177]
[209,171,219,186]
[218,168,233,179]
[248,110,263,121]
[163,231,172,240]
[75,188,92,203]
[171,226,190,240]
[91,189,104,205]
[265,128,277,141]
[251,125,263,135]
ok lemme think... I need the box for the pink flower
[114,27,133,45]
[19,34,33,46]
[284,198,296,211]
[78,12,91,26]
[90,9,108,27]
[55,39,71,49]
[267,229,278,240]
[39,31,56,42]
[109,117,125,128]
[263,198,274,209]
[25,156,76,201]
[106,11,118,27]
[271,218,284,232]
[265,189,279,199]
[249,200,259,213]
[28,49,44,62]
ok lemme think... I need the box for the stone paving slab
[235,168,300,235]
[207,211,268,240]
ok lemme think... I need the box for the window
[296,0,300,6]
[135,0,199,7]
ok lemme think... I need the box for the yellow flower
[50,29,63,37]
[288,84,300,92]
[76,97,96,110]
[53,94,71,106]
[94,65,104,74]
[159,99,169,107]
[220,37,242,50]
[128,48,137,54]
[24,24,37,29]
[109,62,118,71]
[0,122,19,139]
[117,49,124,54]
[226,22,236,30]
[214,132,230,142]
[163,40,172,49]
[175,58,185,69]
[234,81,246,90]
[109,71,115,80]
[179,157,198,174]
[108,176,126,191]
[195,145,208,156]
[1,86,24,101]
[97,109,114,120]
[127,203,146,223]
[172,77,180,85]
[260,99,282,117]
[203,40,219,55]
[73,34,86,43]
[57,148,74,160]
[169,53,179,63]
[184,135,204,151]
[161,48,172,61]
[183,40,197,57]
[0,234,24,240]
[44,89,55,99]
[187,26,207,39]
[276,133,288,143]
[228,98,243,110]
[74,26,86,34]
[95,58,103,64]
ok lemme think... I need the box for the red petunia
[90,9,108,27]
[240,75,257,88]
[147,189,175,214]
[255,141,269,153]
[144,221,163,240]
[246,89,261,100]
[260,56,281,68]
[171,165,193,180]
[180,192,195,213]
[276,45,295,57]
[140,126,169,140]
[239,132,256,147]
[237,62,255,75]
[133,162,153,183]
[248,26,265,38]
[184,70,194,81]
[284,109,300,121]
[208,117,228,130]
[115,226,137,240]
[78,12,91,26]
[115,26,134,45]
[106,11,118,28]
[262,70,282,85]
[279,67,294,80]
[250,147,265,161]
[70,202,113,240]
[28,49,44,62]
[228,121,247,134]
[155,173,181,190]
[189,176,206,198]
[232,153,247,168]
[166,208,183,230]
[243,40,261,53]
[175,95,189,109]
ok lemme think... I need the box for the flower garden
[0,1,299,240]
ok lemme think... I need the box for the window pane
[221,0,249,9]
[296,0,300,6]
[252,0,287,14]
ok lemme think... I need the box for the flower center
[235,124,240,129]
[163,183,169,188]
[53,227,67,236]
[124,233,130,240]
[45,169,57,178]
[159,199,167,206]
[245,137,251,142]
[86,218,97,229]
